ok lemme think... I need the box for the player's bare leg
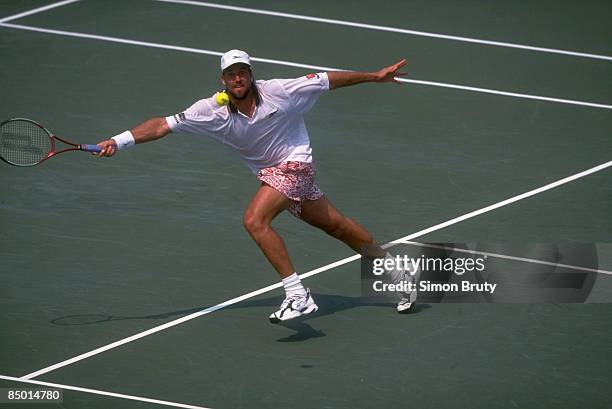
[300,196,417,313]
[299,196,385,258]
[243,183,318,322]
[243,183,294,278]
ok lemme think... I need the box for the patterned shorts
[257,161,324,217]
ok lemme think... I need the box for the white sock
[282,272,307,298]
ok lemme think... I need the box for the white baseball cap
[220,49,251,71]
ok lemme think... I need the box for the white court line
[21,280,284,380]
[21,160,612,380]
[0,0,80,24]
[390,160,612,245]
[0,374,212,409]
[397,78,612,110]
[1,22,611,110]
[401,241,612,276]
[155,0,612,62]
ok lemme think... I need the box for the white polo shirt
[166,72,330,174]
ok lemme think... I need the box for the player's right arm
[96,117,171,157]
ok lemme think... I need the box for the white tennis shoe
[393,261,419,314]
[269,289,318,323]
[397,277,417,313]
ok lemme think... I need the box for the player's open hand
[95,139,118,157]
[374,59,408,83]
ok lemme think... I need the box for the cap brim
[221,59,251,72]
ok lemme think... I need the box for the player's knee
[243,213,267,237]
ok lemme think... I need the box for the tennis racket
[0,118,101,167]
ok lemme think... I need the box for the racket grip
[81,144,102,153]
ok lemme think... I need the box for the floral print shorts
[257,161,324,217]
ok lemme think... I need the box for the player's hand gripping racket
[0,118,101,167]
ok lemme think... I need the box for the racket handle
[80,144,102,153]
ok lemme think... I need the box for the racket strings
[0,120,51,166]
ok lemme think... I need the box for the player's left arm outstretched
[327,59,407,90]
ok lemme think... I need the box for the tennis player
[96,50,417,322]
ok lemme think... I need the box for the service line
[156,0,612,61]
[0,23,611,110]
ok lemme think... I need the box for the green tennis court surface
[1,1,611,408]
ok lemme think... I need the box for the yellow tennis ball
[216,91,230,106]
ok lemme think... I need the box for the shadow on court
[50,294,431,342]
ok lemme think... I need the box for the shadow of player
[50,293,429,343]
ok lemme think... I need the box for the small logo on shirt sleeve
[173,112,186,123]
[306,73,319,80]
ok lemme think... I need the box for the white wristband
[111,130,135,150]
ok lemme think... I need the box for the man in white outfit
[96,50,416,322]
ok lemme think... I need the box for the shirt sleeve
[165,98,216,134]
[276,72,330,114]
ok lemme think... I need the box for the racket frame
[0,117,101,167]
